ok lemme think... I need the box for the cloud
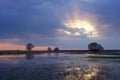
[0,43,52,50]
[1,0,120,39]
[0,0,61,39]
[81,0,120,37]
[0,0,120,49]
[0,43,25,50]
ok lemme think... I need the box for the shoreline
[0,50,120,55]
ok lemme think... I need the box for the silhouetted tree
[47,47,52,52]
[88,42,104,52]
[26,43,34,51]
[54,47,59,52]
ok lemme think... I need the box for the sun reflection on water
[0,53,120,80]
[62,65,100,80]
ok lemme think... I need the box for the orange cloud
[33,46,54,50]
[0,43,51,50]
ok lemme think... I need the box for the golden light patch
[58,29,72,35]
[57,0,100,38]
[57,0,99,38]
[64,20,95,32]
[59,18,99,38]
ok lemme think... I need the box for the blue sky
[0,0,120,49]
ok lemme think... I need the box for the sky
[0,0,120,50]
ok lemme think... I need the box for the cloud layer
[0,0,120,49]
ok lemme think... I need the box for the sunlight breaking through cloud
[58,16,99,38]
[58,19,99,38]
[57,0,99,38]
[62,19,98,38]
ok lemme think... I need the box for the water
[0,53,120,80]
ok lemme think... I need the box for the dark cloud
[0,0,120,48]
[0,0,63,39]
[80,0,120,37]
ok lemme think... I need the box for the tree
[88,42,104,52]
[26,43,34,51]
[54,47,59,51]
[47,47,52,52]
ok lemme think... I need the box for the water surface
[0,53,120,80]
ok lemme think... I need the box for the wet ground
[0,53,120,80]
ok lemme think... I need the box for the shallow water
[0,53,120,80]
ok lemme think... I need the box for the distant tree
[97,44,104,50]
[47,47,52,52]
[26,43,34,51]
[88,42,104,52]
[54,47,59,51]
[88,42,97,50]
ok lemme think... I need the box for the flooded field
[0,53,120,80]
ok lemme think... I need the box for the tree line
[26,42,104,52]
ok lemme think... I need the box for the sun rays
[57,0,99,38]
[58,14,99,38]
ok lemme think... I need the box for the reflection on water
[60,64,120,80]
[0,53,120,80]
[48,52,59,57]
[25,52,34,60]
[25,54,34,60]
[62,65,99,80]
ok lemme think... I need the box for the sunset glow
[0,43,49,50]
[0,0,120,49]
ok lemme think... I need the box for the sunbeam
[57,0,99,38]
